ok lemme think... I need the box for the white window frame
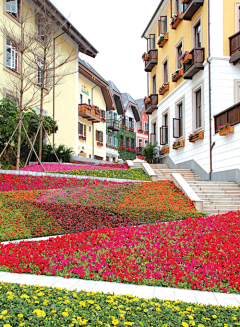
[6,0,18,16]
[192,82,204,132]
[162,110,169,146]
[234,79,240,103]
[175,38,184,70]
[6,38,18,71]
[139,138,143,147]
[235,2,240,33]
[162,55,169,84]
[175,96,185,140]
[88,125,92,133]
[144,140,148,147]
[79,122,86,136]
[145,122,148,132]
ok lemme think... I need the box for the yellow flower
[36,292,45,297]
[20,294,29,299]
[3,325,12,327]
[188,315,194,320]
[212,315,217,319]
[186,307,192,312]
[198,325,205,327]
[112,320,120,326]
[1,311,7,315]
[87,300,94,304]
[19,324,25,326]
[190,322,196,326]
[182,323,189,327]
[124,323,135,326]
[18,314,24,318]
[32,310,46,318]
[62,312,69,317]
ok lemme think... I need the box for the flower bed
[51,168,151,181]
[0,212,240,294]
[0,283,238,327]
[18,163,129,172]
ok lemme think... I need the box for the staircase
[149,164,240,216]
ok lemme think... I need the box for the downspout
[207,0,214,180]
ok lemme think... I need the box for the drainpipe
[207,0,214,180]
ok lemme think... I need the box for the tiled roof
[121,93,137,110]
[107,80,121,95]
[135,99,145,115]
[78,58,108,84]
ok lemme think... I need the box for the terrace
[78,104,101,123]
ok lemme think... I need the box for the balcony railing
[229,31,240,65]
[182,0,204,21]
[107,119,120,131]
[183,47,205,80]
[78,104,101,123]
[145,94,158,114]
[214,102,240,134]
[145,49,158,72]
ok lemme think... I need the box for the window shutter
[78,122,80,135]
[160,16,167,35]
[101,131,103,142]
[6,44,12,68]
[96,130,98,141]
[84,124,86,137]
[173,118,180,138]
[160,126,167,145]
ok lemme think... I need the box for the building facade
[0,0,97,155]
[135,99,149,156]
[142,0,240,183]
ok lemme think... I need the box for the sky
[50,0,160,101]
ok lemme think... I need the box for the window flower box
[138,129,143,133]
[144,96,150,104]
[173,140,185,149]
[79,135,86,141]
[101,117,106,122]
[159,83,169,95]
[97,141,103,146]
[122,125,127,130]
[171,69,184,82]
[170,13,183,29]
[120,146,125,150]
[129,127,134,132]
[159,147,169,155]
[218,123,234,136]
[157,34,168,48]
[181,0,190,3]
[131,148,136,152]
[142,52,150,62]
[144,131,148,134]
[126,147,132,152]
[179,51,192,65]
[114,120,120,124]
[189,131,204,142]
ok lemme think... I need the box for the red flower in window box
[120,146,125,150]
[97,141,103,146]
[79,135,86,141]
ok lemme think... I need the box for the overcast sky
[50,0,160,101]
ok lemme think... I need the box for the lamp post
[53,32,65,146]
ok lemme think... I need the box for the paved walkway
[0,271,239,307]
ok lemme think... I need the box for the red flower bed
[0,212,239,294]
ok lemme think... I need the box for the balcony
[144,49,158,72]
[214,102,240,134]
[182,0,204,21]
[107,119,120,131]
[145,94,158,114]
[229,31,240,65]
[183,48,205,80]
[78,104,101,123]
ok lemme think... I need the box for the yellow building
[0,0,97,155]
[142,0,240,183]
[78,59,116,160]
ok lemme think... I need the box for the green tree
[143,143,157,163]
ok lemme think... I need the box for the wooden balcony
[229,31,240,65]
[107,119,120,131]
[145,49,158,72]
[183,48,205,80]
[182,0,204,21]
[214,102,240,134]
[145,94,158,114]
[78,104,101,123]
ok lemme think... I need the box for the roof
[141,0,165,38]
[31,0,98,58]
[135,99,145,115]
[121,93,140,122]
[121,93,137,110]
[79,59,108,84]
[108,80,121,96]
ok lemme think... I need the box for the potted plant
[142,52,150,62]
[159,147,169,155]
[129,127,134,132]
[172,140,185,149]
[179,51,192,65]
[144,96,150,104]
[188,131,204,142]
[157,34,168,48]
[126,147,131,152]
[171,69,184,82]
[97,141,103,146]
[79,135,86,141]
[144,131,148,134]
[159,82,169,95]
[170,13,183,29]
[218,123,234,136]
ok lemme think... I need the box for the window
[37,59,47,87]
[173,102,183,138]
[196,89,201,129]
[195,22,201,47]
[89,154,91,159]
[106,156,109,162]
[159,16,168,35]
[126,137,130,148]
[6,0,19,18]
[113,157,116,163]
[89,125,92,133]
[96,130,103,142]
[177,43,182,69]
[80,94,83,104]
[88,99,91,105]
[114,135,118,147]
[145,140,148,146]
[145,122,148,132]
[120,135,124,147]
[129,117,134,129]
[160,113,168,145]
[6,38,18,71]
[36,17,45,41]
[131,139,135,149]
[101,110,105,119]
[139,121,142,131]
[139,139,143,147]
[78,122,86,136]
[152,75,156,94]
[148,34,156,50]
[163,61,168,84]
[176,0,182,13]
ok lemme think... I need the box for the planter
[158,34,168,48]
[138,130,143,133]
[122,125,127,130]
[181,0,190,3]
[172,69,184,82]
[219,125,234,136]
[159,84,169,95]
[171,13,183,30]
[180,53,192,65]
[159,147,169,155]
[172,140,185,149]
[144,131,148,134]
[97,141,103,147]
[129,127,134,132]
[79,135,86,141]
[189,131,204,142]
[144,98,150,104]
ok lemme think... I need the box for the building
[0,0,97,155]
[107,82,141,161]
[135,98,149,156]
[142,0,240,183]
[78,59,116,160]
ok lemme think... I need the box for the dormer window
[6,0,19,18]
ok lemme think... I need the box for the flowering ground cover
[0,211,239,294]
[19,163,128,172]
[1,283,239,327]
[52,168,151,181]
